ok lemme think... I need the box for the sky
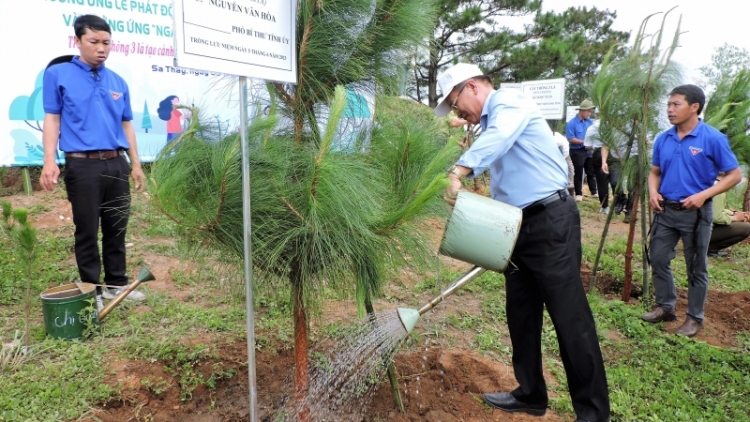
[537,0,750,84]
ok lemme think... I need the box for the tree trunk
[427,43,440,108]
[292,271,310,421]
[639,172,650,301]
[589,203,617,293]
[622,191,640,302]
[744,168,750,212]
[294,110,305,144]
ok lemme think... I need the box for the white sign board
[566,106,579,123]
[0,0,241,167]
[173,0,296,83]
[521,78,565,120]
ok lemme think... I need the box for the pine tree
[149,0,452,419]
[141,101,152,133]
[588,9,683,300]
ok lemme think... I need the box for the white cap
[434,63,485,117]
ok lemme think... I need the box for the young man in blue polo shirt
[40,15,147,307]
[643,84,740,337]
[566,100,598,201]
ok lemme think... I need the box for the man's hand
[681,192,708,210]
[731,211,748,222]
[444,173,462,205]
[131,166,146,192]
[449,118,468,128]
[649,191,664,212]
[40,162,60,191]
[601,162,609,174]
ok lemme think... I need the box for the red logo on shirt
[689,146,703,156]
[110,91,122,100]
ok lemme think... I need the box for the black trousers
[504,198,610,421]
[64,156,131,287]
[709,222,750,252]
[592,149,619,209]
[570,148,597,196]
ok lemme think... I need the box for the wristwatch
[450,165,464,178]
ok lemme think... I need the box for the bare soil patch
[87,344,566,422]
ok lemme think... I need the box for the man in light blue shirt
[437,63,610,422]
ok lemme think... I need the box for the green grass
[2,187,750,421]
[438,268,750,421]
[0,340,114,421]
[592,297,750,421]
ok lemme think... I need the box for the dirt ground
[5,191,750,421]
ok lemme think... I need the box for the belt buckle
[98,151,106,160]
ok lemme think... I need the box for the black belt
[65,150,122,160]
[660,198,712,210]
[523,189,568,217]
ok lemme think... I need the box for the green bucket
[439,191,522,271]
[40,283,99,340]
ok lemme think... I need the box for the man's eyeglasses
[450,83,467,110]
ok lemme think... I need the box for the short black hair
[669,84,705,115]
[74,15,111,39]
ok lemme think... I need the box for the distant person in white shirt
[554,131,574,196]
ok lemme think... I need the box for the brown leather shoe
[675,318,703,337]
[641,307,677,323]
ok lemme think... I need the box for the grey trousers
[649,202,713,321]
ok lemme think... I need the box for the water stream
[291,308,409,421]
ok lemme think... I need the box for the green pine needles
[150,91,456,316]
[152,0,445,413]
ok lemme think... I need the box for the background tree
[588,9,683,300]
[410,0,541,106]
[409,1,629,107]
[699,43,750,91]
[499,6,630,103]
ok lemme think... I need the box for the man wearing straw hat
[437,63,610,422]
[567,99,599,201]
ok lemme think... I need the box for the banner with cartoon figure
[0,0,239,167]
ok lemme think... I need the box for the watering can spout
[397,308,420,334]
[97,267,155,321]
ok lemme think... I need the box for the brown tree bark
[622,191,640,302]
[292,273,310,421]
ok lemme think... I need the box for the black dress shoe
[482,392,546,416]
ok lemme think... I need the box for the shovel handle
[97,279,144,321]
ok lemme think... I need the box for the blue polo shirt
[43,56,133,152]
[652,120,739,201]
[565,115,592,150]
